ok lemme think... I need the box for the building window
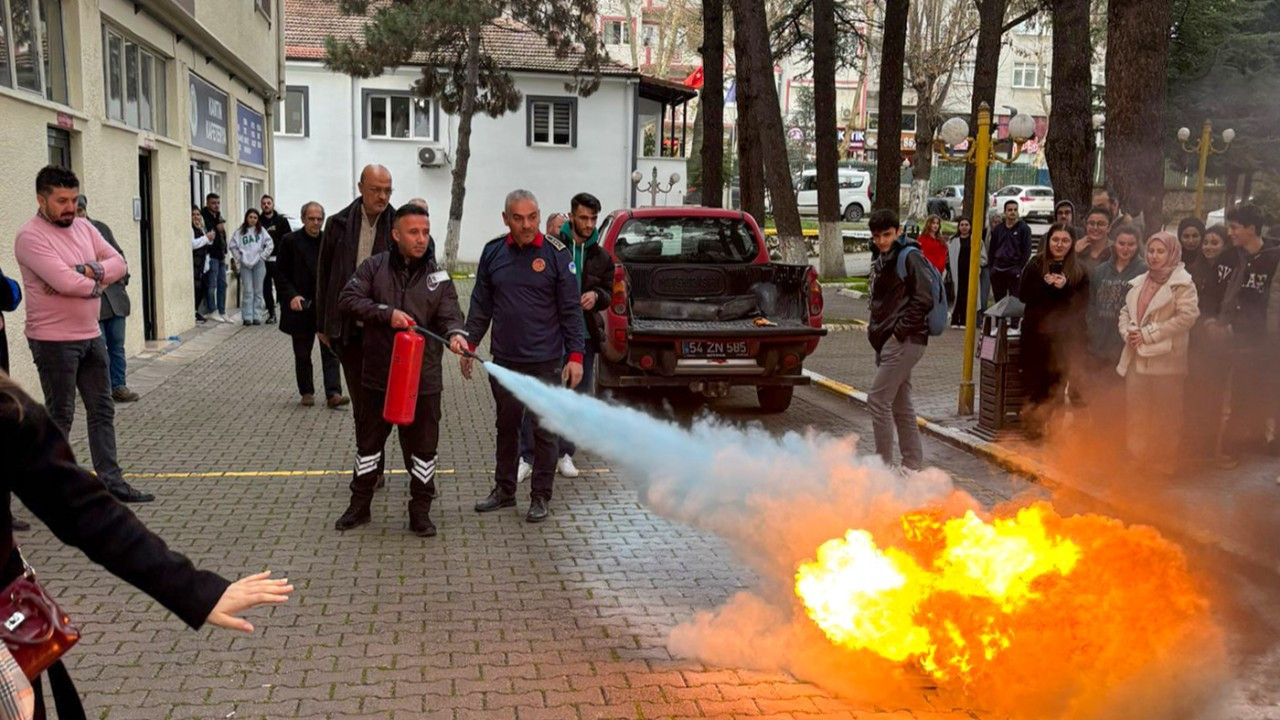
[527,96,576,148]
[1012,62,1041,88]
[103,24,168,134]
[603,18,629,45]
[0,0,66,102]
[254,0,271,20]
[190,160,225,211]
[46,126,70,169]
[363,91,434,140]
[240,177,263,220]
[273,85,308,136]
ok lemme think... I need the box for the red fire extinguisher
[383,328,425,425]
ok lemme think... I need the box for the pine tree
[324,0,605,271]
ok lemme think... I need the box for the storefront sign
[188,73,228,155]
[237,103,266,166]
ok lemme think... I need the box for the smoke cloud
[483,363,1232,719]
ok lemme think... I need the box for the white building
[275,1,695,264]
[1,0,283,391]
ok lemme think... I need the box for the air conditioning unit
[417,146,445,167]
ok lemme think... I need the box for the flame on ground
[795,502,1219,701]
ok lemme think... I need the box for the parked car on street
[795,168,872,222]
[989,185,1055,220]
[597,207,828,412]
[927,184,964,219]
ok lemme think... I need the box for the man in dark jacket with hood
[316,165,396,418]
[277,202,348,409]
[866,209,932,471]
[336,203,467,537]
[989,200,1032,301]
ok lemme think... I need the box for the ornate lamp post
[1177,121,1235,221]
[632,167,682,206]
[933,101,1036,416]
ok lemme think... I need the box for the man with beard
[12,166,153,502]
[258,194,293,325]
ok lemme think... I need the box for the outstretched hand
[206,571,293,634]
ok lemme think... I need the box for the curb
[802,368,1274,574]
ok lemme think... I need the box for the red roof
[283,0,634,76]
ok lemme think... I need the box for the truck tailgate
[629,317,827,339]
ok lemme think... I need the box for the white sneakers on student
[557,455,580,478]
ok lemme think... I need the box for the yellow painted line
[124,468,613,479]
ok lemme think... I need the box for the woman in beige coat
[1117,231,1200,473]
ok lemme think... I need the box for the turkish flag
[683,66,704,89]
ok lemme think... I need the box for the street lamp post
[1177,120,1235,221]
[934,101,1036,416]
[632,167,682,206]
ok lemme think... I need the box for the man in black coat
[259,194,293,325]
[316,165,395,418]
[335,203,468,537]
[276,202,348,409]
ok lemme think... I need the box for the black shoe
[526,497,550,523]
[11,519,30,532]
[109,482,155,503]
[409,504,437,537]
[196,313,206,323]
[375,476,386,490]
[252,319,262,326]
[334,502,371,531]
[265,315,276,325]
[474,488,516,513]
[243,320,253,327]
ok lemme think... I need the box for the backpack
[896,246,947,336]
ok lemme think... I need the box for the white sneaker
[557,454,580,478]
[517,458,532,484]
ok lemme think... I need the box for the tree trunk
[813,0,845,277]
[733,0,806,264]
[961,0,1008,223]
[444,23,482,273]
[875,0,909,215]
[906,79,940,220]
[1223,167,1239,212]
[1044,0,1094,215]
[701,0,724,208]
[1104,0,1172,231]
[1240,169,1255,202]
[731,7,765,224]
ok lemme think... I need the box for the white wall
[274,62,638,263]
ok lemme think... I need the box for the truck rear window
[613,217,760,264]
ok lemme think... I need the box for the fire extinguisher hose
[410,325,486,361]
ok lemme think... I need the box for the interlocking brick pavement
[9,282,1273,719]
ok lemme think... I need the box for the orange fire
[794,502,1219,697]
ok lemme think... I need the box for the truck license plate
[681,340,751,358]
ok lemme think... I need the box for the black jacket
[93,219,131,321]
[0,265,19,374]
[338,246,466,395]
[275,229,324,336]
[200,207,227,261]
[572,240,615,348]
[868,239,933,353]
[0,382,229,631]
[317,198,395,345]
[259,211,292,262]
[990,220,1032,273]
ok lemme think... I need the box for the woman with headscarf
[1118,231,1200,473]
[1177,217,1208,286]
[947,218,974,328]
[1018,222,1090,438]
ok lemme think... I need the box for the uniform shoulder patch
[546,236,567,252]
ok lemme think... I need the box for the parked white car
[795,168,872,222]
[989,184,1055,221]
[927,184,965,219]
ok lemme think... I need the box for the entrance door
[138,153,158,341]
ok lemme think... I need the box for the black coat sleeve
[2,390,229,629]
[315,218,339,332]
[895,250,933,341]
[0,266,19,313]
[274,234,300,304]
[584,248,615,311]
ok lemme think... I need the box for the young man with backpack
[867,209,938,471]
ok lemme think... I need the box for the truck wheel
[757,386,794,413]
[843,204,864,222]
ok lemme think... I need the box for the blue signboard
[188,73,228,155]
[237,103,266,166]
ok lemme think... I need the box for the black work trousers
[489,358,561,501]
[337,340,366,416]
[352,389,441,511]
[291,333,342,398]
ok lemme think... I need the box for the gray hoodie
[1087,255,1147,362]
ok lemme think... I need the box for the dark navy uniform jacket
[465,232,585,365]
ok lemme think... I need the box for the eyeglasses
[1086,221,1109,228]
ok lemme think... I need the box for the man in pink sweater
[12,166,154,502]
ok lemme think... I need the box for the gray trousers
[28,336,124,485]
[867,337,926,470]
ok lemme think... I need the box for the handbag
[0,550,79,681]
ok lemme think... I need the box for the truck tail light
[611,265,628,316]
[805,267,824,318]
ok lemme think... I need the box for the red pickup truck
[595,207,827,412]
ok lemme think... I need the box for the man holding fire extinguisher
[463,189,585,524]
[335,203,468,537]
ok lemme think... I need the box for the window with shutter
[527,96,576,148]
